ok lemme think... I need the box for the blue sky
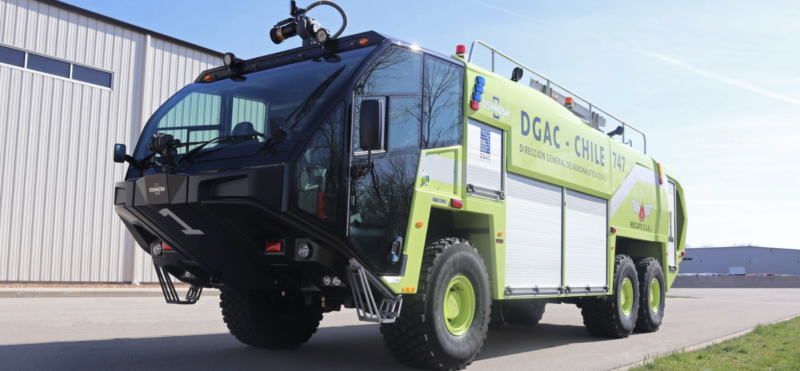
[65,0,800,249]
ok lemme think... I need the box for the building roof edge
[40,0,224,58]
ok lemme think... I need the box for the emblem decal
[631,199,653,222]
[149,183,166,196]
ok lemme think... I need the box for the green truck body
[385,49,687,299]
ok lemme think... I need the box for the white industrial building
[0,0,223,282]
[680,246,800,275]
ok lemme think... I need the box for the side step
[347,259,403,323]
[154,264,202,305]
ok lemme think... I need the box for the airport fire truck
[112,2,687,369]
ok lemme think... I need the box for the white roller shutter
[564,189,608,292]
[505,174,563,295]
[466,119,503,199]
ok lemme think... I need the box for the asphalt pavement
[1,288,799,371]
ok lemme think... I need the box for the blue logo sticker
[480,129,491,157]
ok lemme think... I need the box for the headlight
[315,28,331,44]
[297,243,312,259]
[151,242,162,256]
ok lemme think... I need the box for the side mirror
[359,99,384,151]
[113,143,127,163]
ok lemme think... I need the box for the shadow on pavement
[0,322,604,370]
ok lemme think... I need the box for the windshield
[133,46,374,163]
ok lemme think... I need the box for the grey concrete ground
[1,288,799,371]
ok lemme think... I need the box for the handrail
[467,40,647,154]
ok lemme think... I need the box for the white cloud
[639,51,800,106]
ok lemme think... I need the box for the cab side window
[422,56,463,148]
[353,47,423,153]
[296,103,345,223]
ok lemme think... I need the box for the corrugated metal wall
[131,36,221,283]
[0,0,221,282]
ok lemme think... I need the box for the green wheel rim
[620,278,634,316]
[443,275,476,336]
[650,278,662,313]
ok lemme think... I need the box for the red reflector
[162,242,173,250]
[610,227,617,233]
[451,199,463,209]
[266,242,282,252]
[456,44,466,54]
[317,192,327,219]
[470,100,480,111]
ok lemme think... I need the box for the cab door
[347,47,464,275]
[348,46,424,275]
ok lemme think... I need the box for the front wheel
[380,238,491,371]
[503,300,546,325]
[220,289,323,349]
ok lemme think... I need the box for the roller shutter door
[466,119,503,200]
[564,189,608,292]
[505,173,562,295]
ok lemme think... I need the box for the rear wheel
[580,255,639,338]
[220,289,323,349]
[635,257,666,332]
[380,238,491,370]
[503,300,546,325]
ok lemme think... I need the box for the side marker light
[266,242,282,252]
[470,100,480,111]
[451,199,463,209]
[359,38,369,46]
[416,221,424,228]
[610,227,617,233]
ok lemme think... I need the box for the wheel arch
[425,207,498,296]
[614,237,671,291]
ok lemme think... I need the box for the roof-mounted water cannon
[269,1,348,47]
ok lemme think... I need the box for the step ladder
[347,258,403,323]
[154,264,203,305]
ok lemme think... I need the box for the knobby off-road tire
[380,238,491,371]
[503,300,546,325]
[635,257,666,332]
[220,289,323,349]
[581,255,639,338]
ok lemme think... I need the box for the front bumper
[114,165,351,296]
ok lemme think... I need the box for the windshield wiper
[284,65,346,127]
[177,133,264,165]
